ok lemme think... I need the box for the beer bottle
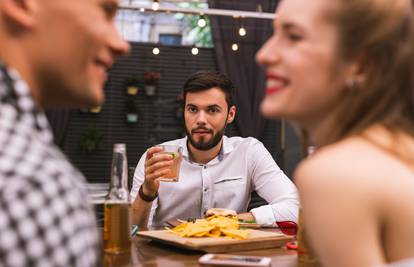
[104,144,131,254]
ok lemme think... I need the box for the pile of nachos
[167,213,250,240]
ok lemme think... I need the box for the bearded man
[131,71,298,228]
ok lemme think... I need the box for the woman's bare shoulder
[296,137,377,181]
[295,134,414,199]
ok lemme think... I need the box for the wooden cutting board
[166,219,277,229]
[137,229,293,253]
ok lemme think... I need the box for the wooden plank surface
[137,229,293,253]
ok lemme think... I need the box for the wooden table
[102,235,298,267]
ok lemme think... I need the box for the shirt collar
[180,135,235,164]
[0,61,53,144]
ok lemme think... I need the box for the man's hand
[142,146,174,197]
[237,212,255,222]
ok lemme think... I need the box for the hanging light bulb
[191,47,199,55]
[152,47,160,55]
[152,0,159,11]
[197,15,207,28]
[231,43,239,51]
[239,26,247,36]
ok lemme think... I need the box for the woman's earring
[346,77,358,90]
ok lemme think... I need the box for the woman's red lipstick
[265,73,288,95]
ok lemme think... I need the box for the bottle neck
[110,150,128,190]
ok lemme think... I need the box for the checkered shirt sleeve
[0,64,99,266]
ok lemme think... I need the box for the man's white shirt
[131,136,299,226]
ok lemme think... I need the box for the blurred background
[46,0,301,189]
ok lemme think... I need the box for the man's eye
[102,3,118,19]
[208,108,218,113]
[286,32,303,42]
[188,107,197,113]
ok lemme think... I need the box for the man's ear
[1,0,37,28]
[227,105,236,123]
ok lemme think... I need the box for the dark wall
[61,43,283,184]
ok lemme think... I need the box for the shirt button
[204,188,208,192]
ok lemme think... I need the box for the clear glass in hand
[158,145,182,182]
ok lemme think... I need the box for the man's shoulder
[225,136,263,149]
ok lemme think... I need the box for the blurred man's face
[30,0,130,108]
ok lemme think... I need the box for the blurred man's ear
[227,105,236,123]
[0,0,37,28]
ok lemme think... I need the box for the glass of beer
[158,145,182,182]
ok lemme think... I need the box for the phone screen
[211,254,262,263]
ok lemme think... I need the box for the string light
[152,0,159,11]
[191,47,199,55]
[231,43,239,51]
[197,15,207,28]
[238,26,247,36]
[152,47,160,55]
[140,7,145,12]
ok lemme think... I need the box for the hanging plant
[124,75,141,96]
[126,98,139,123]
[80,127,103,153]
[143,71,161,96]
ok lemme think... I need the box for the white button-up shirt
[131,136,299,227]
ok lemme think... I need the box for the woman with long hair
[256,0,414,266]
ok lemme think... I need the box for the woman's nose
[256,35,280,67]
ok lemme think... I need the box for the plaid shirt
[0,63,99,267]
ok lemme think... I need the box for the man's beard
[185,124,226,151]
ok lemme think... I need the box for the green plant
[176,3,213,47]
[80,127,103,153]
[124,75,141,87]
[124,75,141,95]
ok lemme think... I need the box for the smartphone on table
[199,253,271,267]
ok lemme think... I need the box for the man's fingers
[145,168,171,181]
[146,160,173,175]
[145,152,173,168]
[145,146,163,160]
[144,146,174,186]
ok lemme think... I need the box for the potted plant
[143,71,161,96]
[80,127,103,153]
[124,75,141,95]
[126,98,139,123]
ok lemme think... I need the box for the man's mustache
[191,127,213,134]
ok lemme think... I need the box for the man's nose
[196,111,208,124]
[109,27,131,56]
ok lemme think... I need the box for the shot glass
[158,145,182,182]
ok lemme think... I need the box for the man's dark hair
[183,70,234,108]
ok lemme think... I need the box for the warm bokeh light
[198,17,207,28]
[152,47,160,55]
[152,0,159,11]
[191,47,199,55]
[239,27,247,36]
